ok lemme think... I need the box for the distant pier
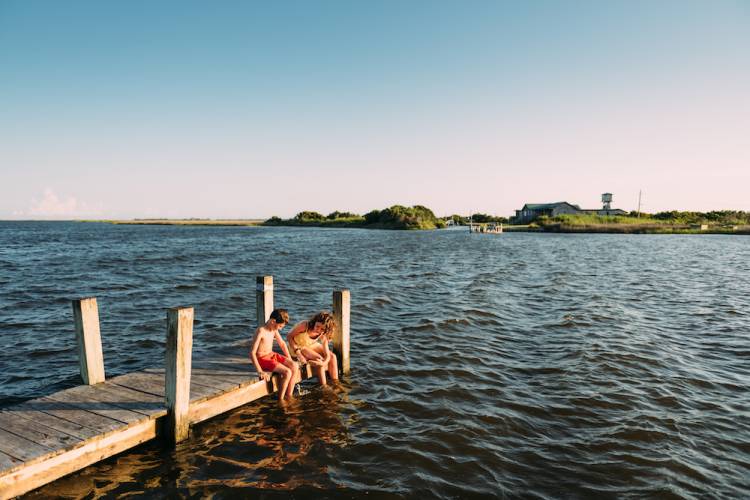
[0,277,351,499]
[468,222,503,234]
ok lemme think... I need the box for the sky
[1,0,748,219]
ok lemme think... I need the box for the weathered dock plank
[0,427,53,463]
[0,412,81,451]
[192,367,253,387]
[89,383,166,418]
[190,370,244,394]
[0,417,157,500]
[46,385,150,425]
[188,378,275,425]
[22,396,125,435]
[0,452,21,473]
[140,367,235,400]
[4,404,98,441]
[110,370,165,398]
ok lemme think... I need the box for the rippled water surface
[1,222,749,498]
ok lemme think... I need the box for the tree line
[264,205,447,230]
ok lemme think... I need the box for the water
[1,222,749,498]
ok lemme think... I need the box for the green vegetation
[264,205,446,230]
[529,212,750,234]
[541,214,663,226]
[466,213,509,224]
[441,213,508,225]
[649,210,750,225]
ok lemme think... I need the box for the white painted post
[71,297,105,385]
[256,276,273,327]
[166,307,193,444]
[332,290,350,375]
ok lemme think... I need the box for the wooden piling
[332,290,351,375]
[165,307,193,444]
[71,297,105,385]
[256,276,273,327]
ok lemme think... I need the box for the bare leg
[328,352,339,382]
[282,358,299,399]
[309,344,337,385]
[273,365,292,401]
[316,364,327,386]
[301,347,323,362]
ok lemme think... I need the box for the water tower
[602,193,613,210]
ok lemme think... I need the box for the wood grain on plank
[3,404,97,441]
[0,412,81,451]
[110,371,165,398]
[92,383,166,418]
[72,297,106,385]
[141,367,225,400]
[0,449,22,473]
[23,397,124,435]
[46,385,147,425]
[0,427,53,462]
[191,365,254,387]
[189,379,274,425]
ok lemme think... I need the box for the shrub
[295,211,325,221]
[327,211,358,220]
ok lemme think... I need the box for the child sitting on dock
[287,311,338,386]
[250,308,299,401]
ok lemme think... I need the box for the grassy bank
[517,214,750,234]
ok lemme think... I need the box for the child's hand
[258,372,271,382]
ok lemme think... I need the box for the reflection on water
[1,222,749,498]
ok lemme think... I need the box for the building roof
[522,202,581,210]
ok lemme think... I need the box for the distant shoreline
[5,219,749,235]
[82,219,265,226]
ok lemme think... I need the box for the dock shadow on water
[25,383,359,499]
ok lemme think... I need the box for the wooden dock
[468,222,503,234]
[0,277,350,499]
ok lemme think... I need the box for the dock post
[332,290,351,375]
[71,297,105,385]
[256,276,273,327]
[166,307,193,444]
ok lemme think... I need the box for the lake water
[1,222,748,498]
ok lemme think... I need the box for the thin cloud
[27,188,103,218]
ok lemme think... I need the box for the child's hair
[270,308,289,325]
[308,311,335,336]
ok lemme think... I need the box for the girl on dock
[287,311,339,386]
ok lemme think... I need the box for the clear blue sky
[1,1,748,219]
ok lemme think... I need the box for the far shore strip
[89,219,264,226]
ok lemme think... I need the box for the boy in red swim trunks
[250,308,299,401]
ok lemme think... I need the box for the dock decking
[0,276,350,499]
[0,357,318,499]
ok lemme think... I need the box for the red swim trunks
[257,352,287,371]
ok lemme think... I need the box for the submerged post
[332,290,351,375]
[256,276,274,327]
[166,307,193,444]
[71,297,105,385]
